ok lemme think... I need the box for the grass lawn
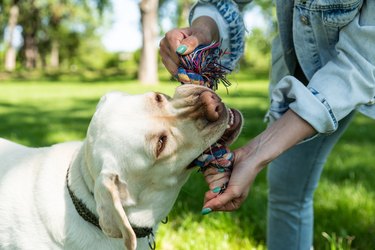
[0,78,374,249]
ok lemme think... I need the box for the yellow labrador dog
[0,85,242,250]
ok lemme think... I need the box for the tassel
[176,42,231,91]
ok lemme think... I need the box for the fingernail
[201,207,212,215]
[212,187,221,193]
[217,168,225,173]
[176,45,187,54]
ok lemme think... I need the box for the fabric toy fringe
[177,42,232,91]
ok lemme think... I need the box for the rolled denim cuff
[269,76,338,134]
[290,88,338,134]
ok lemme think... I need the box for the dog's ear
[94,171,136,250]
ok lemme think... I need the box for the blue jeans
[267,112,355,250]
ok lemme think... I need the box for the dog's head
[84,85,242,249]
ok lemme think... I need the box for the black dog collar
[66,167,153,239]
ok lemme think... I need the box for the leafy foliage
[0,0,111,70]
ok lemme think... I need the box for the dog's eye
[155,93,163,103]
[156,135,167,157]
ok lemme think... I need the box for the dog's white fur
[0,85,241,250]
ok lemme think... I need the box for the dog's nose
[200,91,224,122]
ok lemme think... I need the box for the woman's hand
[202,143,262,213]
[159,16,220,76]
[201,110,317,214]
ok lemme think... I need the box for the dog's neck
[67,142,155,240]
[68,143,98,216]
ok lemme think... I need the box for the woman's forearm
[242,109,316,171]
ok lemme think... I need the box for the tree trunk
[50,40,59,69]
[5,47,17,71]
[23,0,39,70]
[4,4,19,72]
[138,0,159,85]
[25,35,38,69]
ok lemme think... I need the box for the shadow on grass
[0,68,138,84]
[314,198,375,249]
[0,98,98,147]
[322,114,375,194]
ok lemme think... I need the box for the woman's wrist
[191,16,220,44]
[236,136,272,173]
[240,109,316,171]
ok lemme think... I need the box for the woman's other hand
[159,16,219,76]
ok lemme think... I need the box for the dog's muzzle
[199,90,225,122]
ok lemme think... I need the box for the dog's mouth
[218,108,243,146]
[186,108,243,170]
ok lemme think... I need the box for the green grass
[0,78,374,249]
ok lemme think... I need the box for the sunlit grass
[158,211,265,250]
[0,78,374,249]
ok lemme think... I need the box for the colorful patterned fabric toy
[176,42,235,182]
[193,143,234,173]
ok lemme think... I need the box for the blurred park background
[0,0,374,249]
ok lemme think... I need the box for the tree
[4,1,19,71]
[43,0,112,69]
[47,2,66,68]
[19,0,40,69]
[247,0,276,32]
[138,0,159,85]
[0,0,112,71]
[138,0,194,85]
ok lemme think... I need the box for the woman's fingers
[202,187,246,214]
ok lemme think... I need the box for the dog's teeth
[227,109,234,127]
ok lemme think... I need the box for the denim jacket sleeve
[272,0,375,134]
[189,0,251,71]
